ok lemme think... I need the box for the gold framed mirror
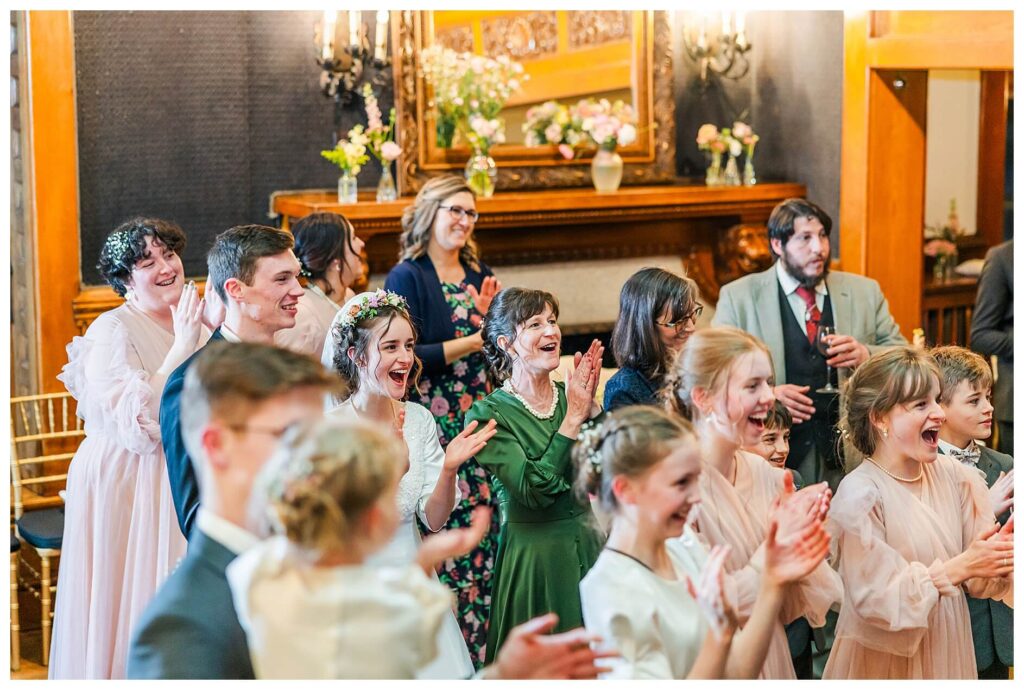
[393,10,676,194]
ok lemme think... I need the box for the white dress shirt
[196,508,260,556]
[776,261,828,338]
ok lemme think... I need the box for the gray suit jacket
[713,265,907,384]
[126,530,255,679]
[971,240,1013,423]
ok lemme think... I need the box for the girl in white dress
[664,327,844,678]
[577,406,834,679]
[227,418,492,679]
[274,211,365,356]
[326,290,497,678]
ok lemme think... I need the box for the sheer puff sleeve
[827,475,956,657]
[57,313,162,457]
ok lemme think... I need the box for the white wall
[925,70,980,234]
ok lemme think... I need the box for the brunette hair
[766,198,833,257]
[398,175,480,269]
[206,224,295,302]
[610,267,700,380]
[930,345,994,405]
[268,418,403,553]
[764,399,793,431]
[840,346,942,456]
[291,212,358,297]
[481,287,560,385]
[573,406,696,513]
[97,217,187,297]
[665,326,774,420]
[331,305,423,400]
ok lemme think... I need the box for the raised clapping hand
[764,485,832,585]
[490,612,618,680]
[466,276,502,317]
[159,281,206,375]
[990,469,1014,517]
[563,339,604,429]
[686,544,739,640]
[416,506,491,574]
[443,419,498,472]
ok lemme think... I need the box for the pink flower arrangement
[523,98,638,158]
[361,83,400,164]
[696,124,726,153]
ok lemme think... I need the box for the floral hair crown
[578,420,606,478]
[103,229,136,269]
[338,289,408,330]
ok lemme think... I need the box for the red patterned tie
[795,286,820,345]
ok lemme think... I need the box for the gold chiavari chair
[10,392,85,667]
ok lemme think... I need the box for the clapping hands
[416,506,492,574]
[990,469,1014,517]
[466,276,502,317]
[686,544,739,640]
[443,419,498,472]
[562,339,604,432]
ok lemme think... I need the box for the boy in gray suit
[932,345,1014,679]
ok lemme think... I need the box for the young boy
[931,345,1014,679]
[743,399,813,677]
[745,400,805,489]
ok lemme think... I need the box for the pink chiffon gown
[695,450,844,679]
[48,303,206,679]
[823,453,1013,679]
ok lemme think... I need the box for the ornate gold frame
[392,10,676,195]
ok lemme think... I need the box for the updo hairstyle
[573,406,696,513]
[840,346,942,456]
[665,326,773,420]
[291,212,358,295]
[480,287,560,385]
[268,418,404,554]
[331,304,422,400]
[98,217,187,297]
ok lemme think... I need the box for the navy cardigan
[384,255,493,377]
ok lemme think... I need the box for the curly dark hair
[766,198,832,258]
[481,287,560,385]
[97,217,187,297]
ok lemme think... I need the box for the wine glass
[815,325,839,394]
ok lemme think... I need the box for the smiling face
[700,349,776,446]
[430,191,477,254]
[876,375,946,464]
[655,301,697,355]
[620,442,703,541]
[127,236,185,312]
[773,216,830,290]
[746,426,791,469]
[354,315,416,401]
[228,250,304,334]
[940,380,993,447]
[507,304,562,376]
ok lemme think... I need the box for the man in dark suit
[129,341,344,679]
[714,198,907,488]
[160,224,305,539]
[971,239,1013,455]
[932,345,1014,679]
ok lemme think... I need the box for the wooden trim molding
[26,10,80,393]
[976,71,1009,248]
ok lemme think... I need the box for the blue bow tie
[948,445,981,466]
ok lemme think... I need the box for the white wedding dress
[328,400,472,679]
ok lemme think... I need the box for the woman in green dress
[465,287,605,664]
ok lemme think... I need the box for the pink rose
[558,143,575,160]
[732,121,753,140]
[381,141,402,161]
[544,122,562,143]
[429,396,450,417]
[696,123,719,146]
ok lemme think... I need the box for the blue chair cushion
[17,509,63,551]
[11,533,20,553]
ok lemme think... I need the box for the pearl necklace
[501,378,558,420]
[866,457,923,483]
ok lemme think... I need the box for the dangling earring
[125,287,136,302]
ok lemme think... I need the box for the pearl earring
[882,427,889,438]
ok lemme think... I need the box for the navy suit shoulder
[602,367,659,411]
[160,330,224,539]
[126,531,254,679]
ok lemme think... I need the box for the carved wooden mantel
[72,182,805,332]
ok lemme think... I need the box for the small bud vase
[591,147,624,193]
[465,148,497,197]
[723,153,741,186]
[705,151,722,186]
[338,171,358,204]
[376,162,397,202]
[743,157,757,186]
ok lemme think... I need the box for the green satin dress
[465,381,603,664]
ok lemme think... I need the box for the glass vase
[705,151,722,186]
[376,161,397,202]
[723,153,741,186]
[591,147,624,193]
[743,157,757,186]
[337,171,357,204]
[465,149,497,197]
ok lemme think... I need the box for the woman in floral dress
[385,175,501,668]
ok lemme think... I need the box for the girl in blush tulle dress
[664,327,844,679]
[227,418,493,679]
[823,347,1013,679]
[49,218,209,679]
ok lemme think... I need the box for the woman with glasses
[384,174,502,669]
[603,267,703,411]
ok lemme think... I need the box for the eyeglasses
[439,205,480,223]
[655,305,704,332]
[226,422,296,439]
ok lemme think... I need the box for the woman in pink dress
[665,326,843,679]
[824,346,1013,679]
[49,218,209,679]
